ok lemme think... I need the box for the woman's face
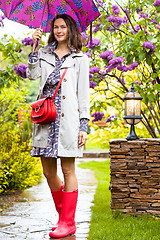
[53,18,68,43]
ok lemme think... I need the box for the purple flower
[112,5,120,15]
[108,16,123,28]
[90,81,97,89]
[142,41,156,50]
[91,112,105,122]
[109,56,125,66]
[93,24,101,33]
[117,61,138,72]
[139,12,148,19]
[87,39,101,49]
[105,65,115,73]
[99,70,106,75]
[135,25,141,31]
[154,0,160,6]
[132,25,140,34]
[89,74,93,80]
[108,16,123,27]
[22,37,34,47]
[14,63,27,78]
[136,8,142,13]
[122,66,129,72]
[81,32,88,41]
[152,78,158,84]
[0,15,5,27]
[85,52,91,58]
[135,80,143,85]
[156,24,160,29]
[143,49,155,55]
[135,80,139,85]
[149,50,155,55]
[123,16,128,24]
[96,0,104,7]
[89,66,100,74]
[105,56,125,73]
[123,8,130,15]
[99,50,114,60]
[106,115,117,123]
[105,57,137,73]
[106,26,115,32]
[132,30,136,35]
[151,18,157,24]
[129,61,139,70]
[98,74,106,80]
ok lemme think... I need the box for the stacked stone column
[109,139,160,216]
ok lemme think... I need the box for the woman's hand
[32,28,43,51]
[78,131,88,148]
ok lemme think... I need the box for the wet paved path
[0,158,103,240]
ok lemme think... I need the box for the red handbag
[31,68,68,125]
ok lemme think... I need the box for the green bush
[0,129,42,194]
[86,119,150,150]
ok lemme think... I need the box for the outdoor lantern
[123,83,143,140]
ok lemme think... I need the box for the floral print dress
[29,43,88,158]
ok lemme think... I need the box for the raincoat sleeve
[80,118,88,132]
[27,50,42,80]
[77,54,90,120]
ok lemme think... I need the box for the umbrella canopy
[0,0,100,32]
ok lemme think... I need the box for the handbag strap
[52,67,68,101]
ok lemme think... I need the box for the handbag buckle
[35,107,40,112]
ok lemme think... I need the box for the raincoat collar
[47,41,77,54]
[40,42,84,68]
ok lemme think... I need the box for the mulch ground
[0,190,22,212]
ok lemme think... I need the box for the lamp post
[123,83,143,140]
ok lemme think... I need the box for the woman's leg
[41,156,64,230]
[41,156,62,191]
[60,157,78,192]
[49,157,78,238]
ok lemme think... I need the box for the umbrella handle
[34,39,39,53]
[90,22,92,44]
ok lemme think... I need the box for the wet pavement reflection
[0,158,98,240]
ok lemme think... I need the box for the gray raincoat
[27,46,90,157]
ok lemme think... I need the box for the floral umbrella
[0,0,100,32]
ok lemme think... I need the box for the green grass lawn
[78,160,160,240]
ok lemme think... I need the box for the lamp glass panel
[124,92,141,125]
[125,99,134,116]
[135,100,141,116]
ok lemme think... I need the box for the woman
[27,14,90,238]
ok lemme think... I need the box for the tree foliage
[85,0,160,138]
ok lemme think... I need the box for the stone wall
[109,138,160,216]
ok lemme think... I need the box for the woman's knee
[43,168,57,180]
[41,157,57,180]
[61,157,75,178]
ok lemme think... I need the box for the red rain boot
[51,185,64,231]
[49,189,78,238]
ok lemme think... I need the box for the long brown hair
[48,14,83,52]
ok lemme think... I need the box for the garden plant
[0,23,44,194]
[84,0,160,148]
